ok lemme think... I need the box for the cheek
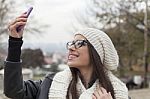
[78,50,90,67]
[67,48,90,67]
[80,50,90,64]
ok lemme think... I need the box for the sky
[19,0,88,43]
[0,0,92,52]
[3,0,147,44]
[2,0,147,52]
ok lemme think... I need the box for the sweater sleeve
[4,61,42,99]
[6,36,23,62]
[4,36,42,99]
[4,60,55,99]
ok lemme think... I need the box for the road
[129,88,150,99]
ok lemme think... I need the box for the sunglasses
[66,40,88,49]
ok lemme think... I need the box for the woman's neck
[78,66,93,88]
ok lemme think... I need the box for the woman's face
[67,34,91,69]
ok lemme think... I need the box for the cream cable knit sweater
[48,68,128,99]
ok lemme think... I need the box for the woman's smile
[68,53,79,60]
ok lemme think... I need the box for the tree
[143,0,149,87]
[73,0,150,77]
[0,0,50,69]
[0,0,14,36]
[21,48,46,68]
[76,0,150,36]
[0,42,7,69]
[0,0,49,41]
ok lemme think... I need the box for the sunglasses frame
[66,40,88,49]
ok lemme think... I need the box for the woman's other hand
[92,87,113,99]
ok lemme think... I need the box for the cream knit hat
[75,28,119,70]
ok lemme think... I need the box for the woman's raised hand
[92,87,113,99]
[8,13,28,38]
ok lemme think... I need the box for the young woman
[4,12,128,99]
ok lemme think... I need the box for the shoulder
[108,71,129,99]
[44,68,71,82]
[40,72,56,89]
[45,72,56,80]
[41,72,56,85]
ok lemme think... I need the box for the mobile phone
[16,7,33,32]
[26,7,33,18]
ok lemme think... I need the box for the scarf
[48,68,128,99]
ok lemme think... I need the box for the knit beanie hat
[75,28,119,70]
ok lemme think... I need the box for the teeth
[68,54,77,59]
[70,55,77,58]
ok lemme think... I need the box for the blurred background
[0,0,150,99]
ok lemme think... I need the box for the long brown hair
[67,41,115,99]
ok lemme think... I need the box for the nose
[68,44,76,51]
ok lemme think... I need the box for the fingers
[100,87,107,94]
[93,87,113,99]
[9,17,27,27]
[93,90,100,97]
[8,12,28,29]
[92,94,97,99]
[108,92,113,99]
[19,12,28,18]
[8,13,28,38]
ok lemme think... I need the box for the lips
[68,54,79,60]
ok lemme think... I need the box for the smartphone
[26,7,33,18]
[16,7,33,32]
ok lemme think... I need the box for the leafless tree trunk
[143,0,148,87]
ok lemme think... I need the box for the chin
[67,62,78,67]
